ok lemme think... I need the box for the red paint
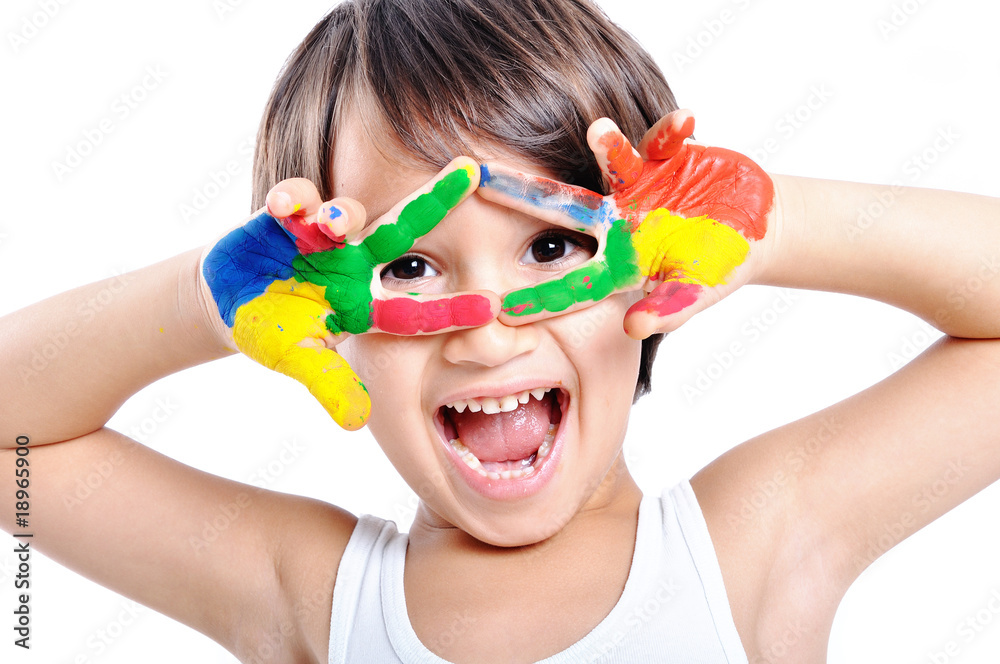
[582,275,592,289]
[613,143,772,241]
[627,281,702,319]
[645,114,696,161]
[599,132,643,188]
[279,216,345,254]
[502,302,532,316]
[373,294,494,334]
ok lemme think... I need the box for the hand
[200,158,499,430]
[477,110,774,339]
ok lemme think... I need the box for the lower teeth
[449,424,556,480]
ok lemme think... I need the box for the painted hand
[478,110,774,339]
[201,158,499,430]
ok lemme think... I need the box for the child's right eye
[380,255,439,285]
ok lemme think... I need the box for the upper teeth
[447,387,551,415]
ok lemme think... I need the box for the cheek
[548,296,642,456]
[548,294,642,373]
[337,335,428,424]
[341,335,446,493]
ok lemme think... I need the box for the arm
[0,159,494,661]
[478,113,1000,657]
[762,174,1000,338]
[0,249,355,662]
[693,174,1000,654]
[0,249,226,445]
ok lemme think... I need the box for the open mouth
[435,387,566,481]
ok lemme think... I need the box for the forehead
[331,110,434,223]
[331,105,560,225]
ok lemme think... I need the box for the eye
[521,231,597,267]
[380,255,439,284]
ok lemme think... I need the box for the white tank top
[327,481,748,663]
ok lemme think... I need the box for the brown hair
[252,0,678,400]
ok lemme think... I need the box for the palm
[202,160,496,429]
[478,112,773,336]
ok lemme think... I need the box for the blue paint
[479,164,618,231]
[203,210,299,326]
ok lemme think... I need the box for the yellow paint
[631,208,749,286]
[292,203,302,213]
[266,277,328,303]
[159,327,164,333]
[232,280,370,430]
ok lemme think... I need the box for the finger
[265,178,350,255]
[623,280,717,339]
[265,177,325,219]
[231,287,371,430]
[478,162,618,233]
[357,157,480,265]
[637,109,696,161]
[283,198,367,255]
[498,251,640,325]
[370,290,501,335]
[586,117,644,191]
[318,197,366,242]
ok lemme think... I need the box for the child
[3,1,1000,663]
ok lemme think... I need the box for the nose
[440,317,540,367]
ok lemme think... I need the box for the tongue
[451,396,552,463]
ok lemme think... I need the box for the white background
[2,0,999,662]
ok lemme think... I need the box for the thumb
[232,290,371,430]
[623,280,721,339]
[272,343,370,431]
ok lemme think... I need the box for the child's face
[334,109,643,546]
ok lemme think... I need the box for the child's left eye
[380,255,439,283]
[521,231,596,267]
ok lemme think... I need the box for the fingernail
[268,191,292,217]
[322,204,343,221]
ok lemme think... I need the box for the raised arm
[479,112,1000,660]
[691,153,1000,656]
[0,158,494,661]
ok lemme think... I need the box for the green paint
[292,167,472,334]
[605,219,642,288]
[502,218,641,317]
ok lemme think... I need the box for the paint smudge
[630,209,749,287]
[232,286,369,430]
[599,131,643,187]
[373,293,494,334]
[297,164,476,334]
[630,281,702,318]
[202,162,487,429]
[490,134,770,320]
[480,164,618,231]
[612,143,771,242]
